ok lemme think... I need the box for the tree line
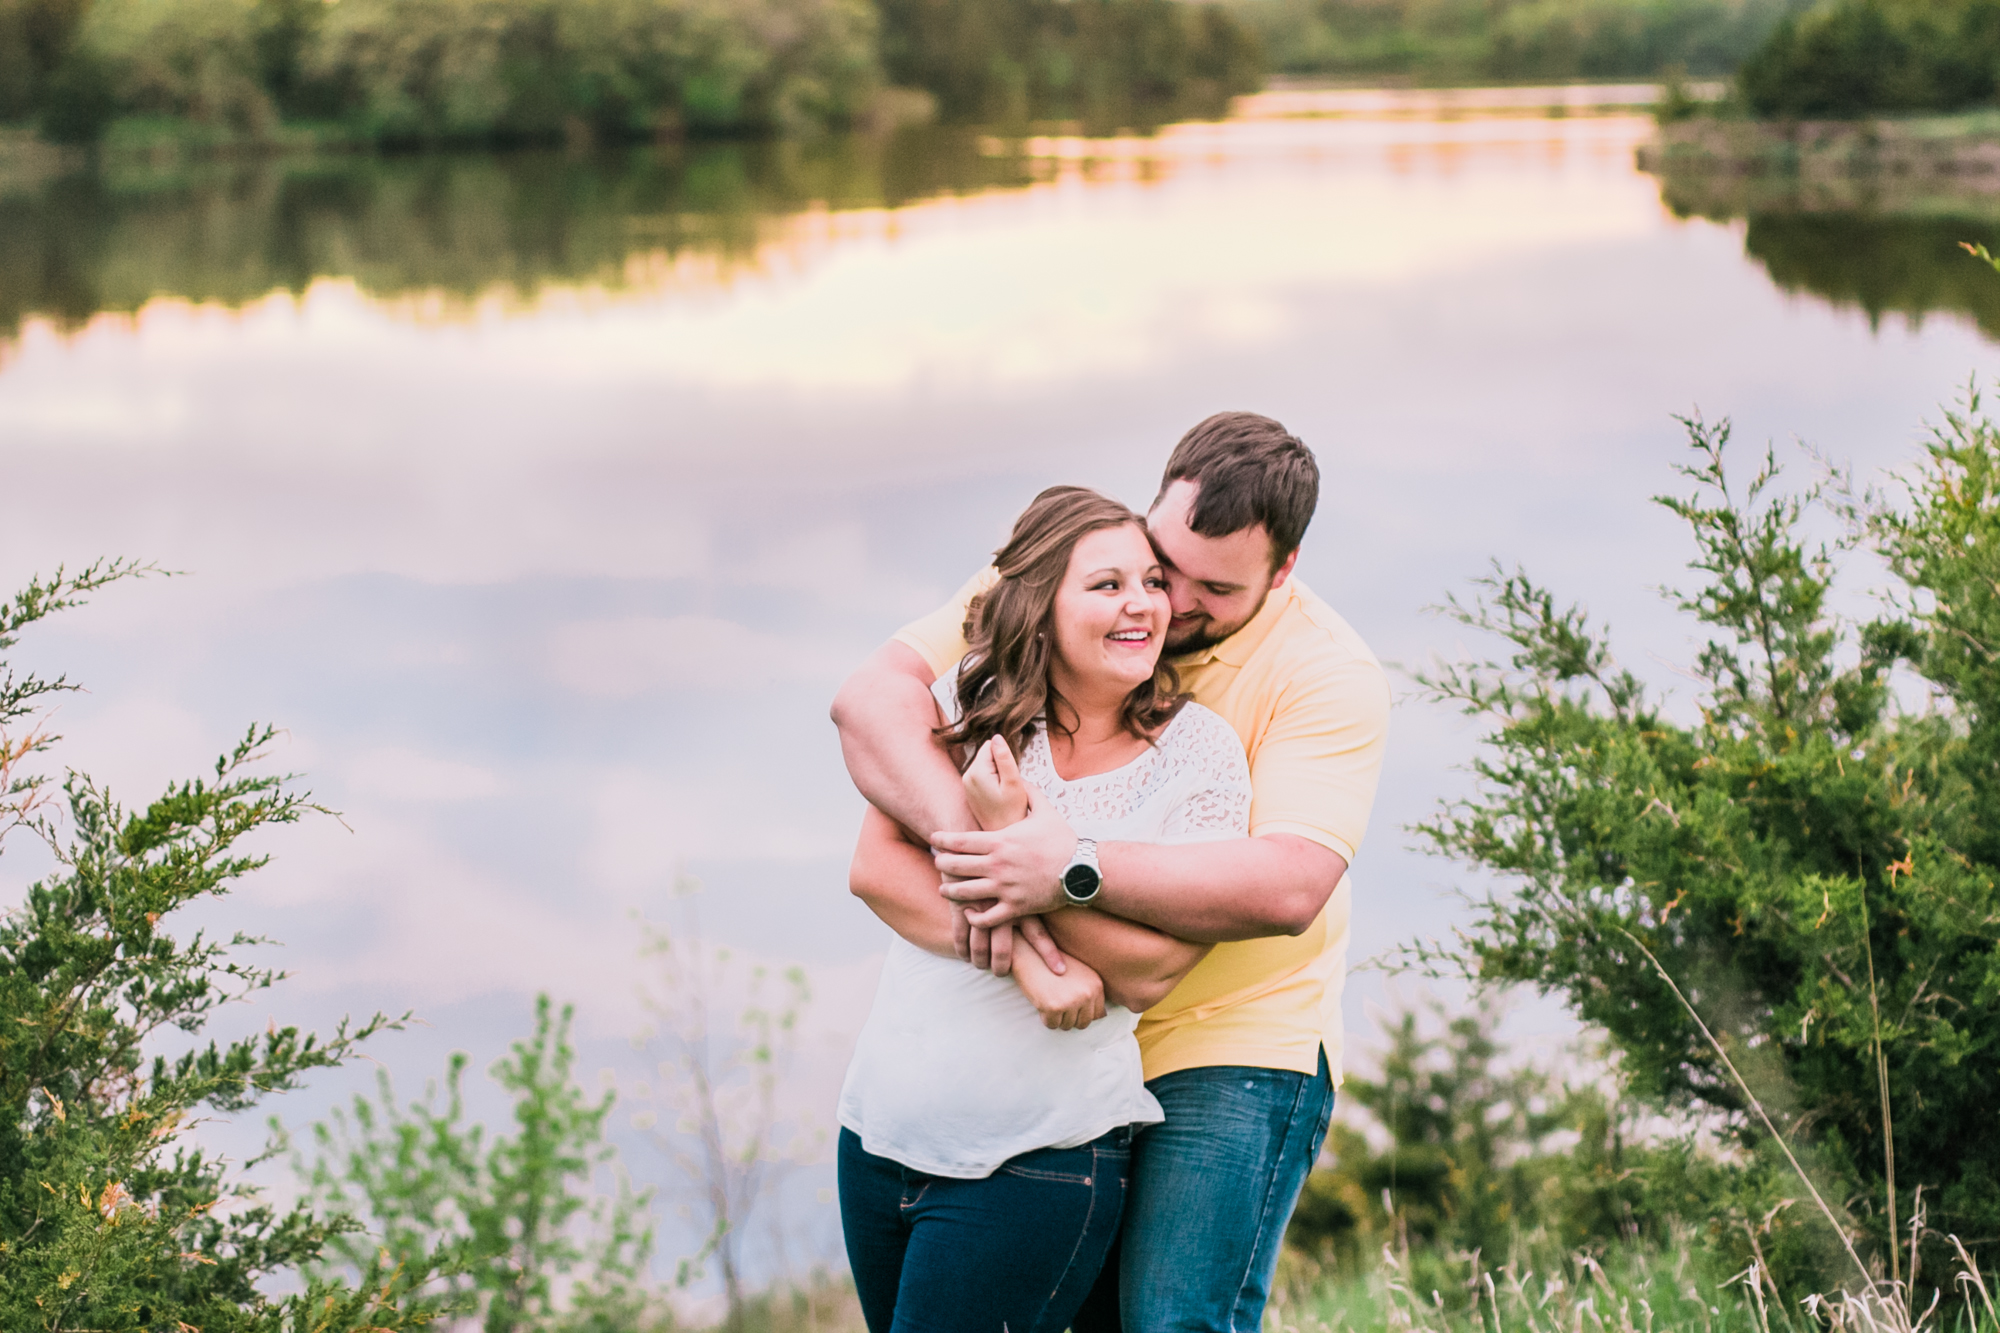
[1221,0,1808,83]
[0,0,1265,147]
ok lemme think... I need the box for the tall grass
[1269,1236,2000,1333]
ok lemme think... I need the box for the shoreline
[1641,112,2000,197]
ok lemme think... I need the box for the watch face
[1063,863,1101,897]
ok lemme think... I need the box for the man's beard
[1165,591,1274,657]
[1165,623,1226,656]
[1166,617,1243,657]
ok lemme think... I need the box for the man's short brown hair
[1153,411,1319,568]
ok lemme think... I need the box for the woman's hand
[1011,939,1106,1031]
[962,735,1031,831]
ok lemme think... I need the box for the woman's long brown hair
[937,486,1184,767]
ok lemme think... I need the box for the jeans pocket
[997,1162,1096,1184]
[998,1142,1100,1184]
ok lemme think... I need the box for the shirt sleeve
[1247,653,1391,864]
[1160,708,1255,843]
[891,567,999,679]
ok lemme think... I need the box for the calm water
[5,92,1998,1295]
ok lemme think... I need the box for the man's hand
[931,787,1076,927]
[960,910,1068,977]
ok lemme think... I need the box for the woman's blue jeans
[1072,1049,1335,1333]
[838,1126,1132,1333]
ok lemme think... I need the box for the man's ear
[1270,547,1301,590]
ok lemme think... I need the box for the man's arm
[830,641,968,840]
[834,638,1058,974]
[931,647,1386,940]
[851,805,1211,1003]
[932,801,1347,941]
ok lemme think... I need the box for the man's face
[1147,479,1298,655]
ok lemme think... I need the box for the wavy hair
[937,486,1184,766]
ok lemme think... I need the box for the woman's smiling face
[1048,522,1170,701]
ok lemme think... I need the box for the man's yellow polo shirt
[893,571,1391,1087]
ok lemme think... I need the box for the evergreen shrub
[1412,409,2000,1296]
[0,562,451,1331]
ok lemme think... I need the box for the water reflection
[1656,172,2000,338]
[0,130,1038,344]
[19,97,2000,350]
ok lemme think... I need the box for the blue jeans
[1072,1049,1334,1333]
[838,1126,1132,1333]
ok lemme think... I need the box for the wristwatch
[1060,838,1102,905]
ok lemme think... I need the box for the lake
[3,88,1996,1301]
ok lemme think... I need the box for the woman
[836,486,1253,1333]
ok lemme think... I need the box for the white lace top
[836,671,1252,1178]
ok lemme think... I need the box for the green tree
[1286,998,1647,1284]
[304,0,879,146]
[1738,0,2000,118]
[1413,410,2000,1297]
[874,0,1263,127]
[0,561,443,1332]
[298,994,667,1333]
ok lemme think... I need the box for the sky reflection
[3,104,1995,1296]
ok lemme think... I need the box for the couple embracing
[830,412,1391,1333]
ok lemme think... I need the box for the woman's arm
[851,800,1111,1026]
[1042,910,1211,1013]
[1010,934,1107,1030]
[964,735,1211,1011]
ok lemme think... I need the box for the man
[829,411,1390,1332]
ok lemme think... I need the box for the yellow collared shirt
[892,570,1392,1086]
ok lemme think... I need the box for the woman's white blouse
[836,675,1253,1179]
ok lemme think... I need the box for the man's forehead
[1147,510,1271,582]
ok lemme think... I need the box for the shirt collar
[1170,578,1298,671]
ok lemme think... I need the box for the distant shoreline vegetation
[0,0,1266,150]
[1220,0,1808,84]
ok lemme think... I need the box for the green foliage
[306,0,881,145]
[0,562,441,1331]
[0,0,91,121]
[1285,999,1651,1282]
[1738,0,2000,119]
[1413,409,2000,1297]
[1222,0,1802,81]
[298,994,669,1332]
[873,0,1264,128]
[11,0,883,144]
[77,0,281,136]
[1278,1239,1764,1333]
[7,0,1259,145]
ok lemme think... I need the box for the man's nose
[1164,574,1200,616]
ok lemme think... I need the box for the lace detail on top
[1016,702,1252,843]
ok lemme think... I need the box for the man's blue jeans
[1072,1049,1334,1333]
[838,1126,1131,1333]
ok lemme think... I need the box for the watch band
[1060,837,1102,905]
